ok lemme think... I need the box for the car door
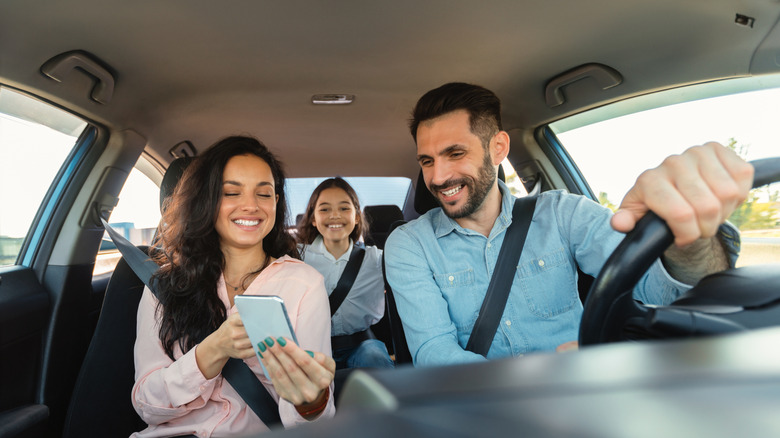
[0,86,118,438]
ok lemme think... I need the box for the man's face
[416,110,497,219]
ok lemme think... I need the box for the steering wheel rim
[579,157,780,346]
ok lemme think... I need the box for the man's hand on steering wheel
[611,142,754,247]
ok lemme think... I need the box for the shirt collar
[310,235,354,262]
[432,179,514,239]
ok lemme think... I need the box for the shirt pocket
[516,249,578,319]
[433,268,480,331]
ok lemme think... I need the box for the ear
[490,131,510,165]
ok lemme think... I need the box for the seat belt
[465,195,538,357]
[100,217,283,427]
[328,245,366,316]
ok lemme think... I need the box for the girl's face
[312,187,358,246]
[215,154,278,254]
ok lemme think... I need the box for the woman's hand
[257,336,335,419]
[196,313,255,379]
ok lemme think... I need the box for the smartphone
[234,295,297,378]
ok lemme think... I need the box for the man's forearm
[661,236,729,285]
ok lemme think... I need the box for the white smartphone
[234,295,297,378]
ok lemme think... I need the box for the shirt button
[487,243,492,248]
[448,275,454,282]
[199,385,206,391]
[538,259,545,267]
[505,320,512,326]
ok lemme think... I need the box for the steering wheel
[579,157,780,346]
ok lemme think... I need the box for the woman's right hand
[196,312,255,379]
[258,337,335,418]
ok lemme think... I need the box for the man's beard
[430,151,496,219]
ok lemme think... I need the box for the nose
[241,194,260,211]
[427,160,451,188]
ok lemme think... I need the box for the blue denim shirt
[385,181,739,367]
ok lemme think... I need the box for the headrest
[159,157,194,212]
[364,204,404,232]
[414,165,505,215]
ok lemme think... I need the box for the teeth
[441,186,462,197]
[234,219,259,226]
[328,224,344,229]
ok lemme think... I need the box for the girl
[297,178,394,370]
[132,136,335,437]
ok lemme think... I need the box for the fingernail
[257,350,264,359]
[306,350,314,358]
[264,337,274,347]
[257,342,267,352]
[276,337,287,347]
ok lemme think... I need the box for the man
[384,82,751,367]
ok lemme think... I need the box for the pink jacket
[132,256,335,437]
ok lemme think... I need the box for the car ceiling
[2,0,780,181]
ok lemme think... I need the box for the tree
[598,192,618,212]
[725,138,779,230]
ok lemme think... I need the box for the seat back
[382,220,413,364]
[363,204,404,249]
[387,167,509,364]
[61,248,149,437]
[63,157,193,438]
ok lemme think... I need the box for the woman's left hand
[257,336,335,410]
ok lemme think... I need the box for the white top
[301,236,385,336]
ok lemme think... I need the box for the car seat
[62,157,192,438]
[363,205,404,250]
[361,204,404,356]
[384,166,521,365]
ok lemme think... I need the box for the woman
[132,136,335,437]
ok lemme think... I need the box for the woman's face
[215,154,278,254]
[312,187,357,246]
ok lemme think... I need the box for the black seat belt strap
[100,217,282,427]
[328,245,366,316]
[222,358,282,426]
[465,195,538,356]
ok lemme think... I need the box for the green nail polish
[257,350,264,359]
[257,342,267,352]
[306,350,314,358]
[264,337,274,347]
[277,337,287,347]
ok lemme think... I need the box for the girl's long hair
[296,177,366,245]
[151,135,299,359]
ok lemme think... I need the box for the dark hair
[297,177,366,245]
[409,82,502,148]
[151,135,299,359]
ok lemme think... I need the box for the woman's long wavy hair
[296,177,367,245]
[151,135,299,359]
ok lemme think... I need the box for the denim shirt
[384,181,739,367]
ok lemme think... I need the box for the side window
[0,87,87,267]
[94,163,161,275]
[550,82,780,267]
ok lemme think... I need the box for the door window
[0,87,87,267]
[550,79,780,267]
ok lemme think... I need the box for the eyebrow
[416,144,466,162]
[223,181,274,188]
[316,201,352,206]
